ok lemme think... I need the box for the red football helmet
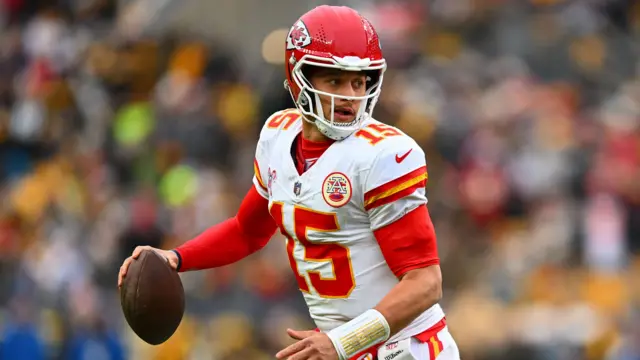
[284,6,386,140]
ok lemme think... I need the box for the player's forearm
[174,186,277,272]
[174,217,274,271]
[369,204,442,335]
[326,266,442,359]
[374,265,442,336]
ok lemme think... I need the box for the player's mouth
[333,107,355,123]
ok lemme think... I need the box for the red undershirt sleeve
[173,186,277,272]
[373,204,440,278]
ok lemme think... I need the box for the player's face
[309,68,367,123]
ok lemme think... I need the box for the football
[120,249,185,345]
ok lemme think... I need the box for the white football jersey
[252,109,445,342]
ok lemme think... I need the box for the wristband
[327,309,391,360]
[170,249,182,272]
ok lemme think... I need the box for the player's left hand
[276,328,339,360]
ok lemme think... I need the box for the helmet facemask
[286,55,386,141]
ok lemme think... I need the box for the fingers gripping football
[118,246,178,288]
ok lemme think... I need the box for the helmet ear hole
[363,70,383,114]
[364,70,380,88]
[298,89,313,113]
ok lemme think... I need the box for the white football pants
[377,326,460,360]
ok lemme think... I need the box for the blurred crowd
[0,0,639,359]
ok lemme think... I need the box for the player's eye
[327,78,340,86]
[353,79,365,89]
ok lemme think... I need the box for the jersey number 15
[270,202,356,298]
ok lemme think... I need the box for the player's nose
[337,84,357,100]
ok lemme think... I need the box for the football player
[119,5,459,360]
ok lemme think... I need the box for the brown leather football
[120,249,185,345]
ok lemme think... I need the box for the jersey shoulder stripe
[357,116,429,212]
[253,158,267,192]
[364,166,427,210]
[253,108,301,199]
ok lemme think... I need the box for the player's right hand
[118,246,179,288]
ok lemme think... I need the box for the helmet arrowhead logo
[286,20,312,50]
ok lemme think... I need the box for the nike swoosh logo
[395,149,413,163]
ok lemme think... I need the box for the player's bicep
[237,186,277,238]
[373,204,439,278]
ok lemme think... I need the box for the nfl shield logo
[293,181,302,196]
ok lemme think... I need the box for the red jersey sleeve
[174,186,277,271]
[361,133,437,277]
[373,204,439,278]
